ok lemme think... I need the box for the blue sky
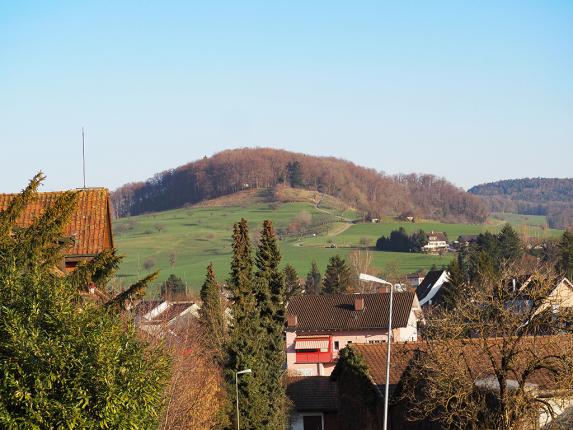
[1,0,571,192]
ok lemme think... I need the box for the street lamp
[235,368,252,430]
[359,273,397,430]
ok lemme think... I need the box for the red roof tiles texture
[0,188,113,257]
[353,335,573,392]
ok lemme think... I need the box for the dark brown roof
[286,376,338,412]
[0,188,113,257]
[427,231,447,242]
[287,292,415,333]
[352,335,573,395]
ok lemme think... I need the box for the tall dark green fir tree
[225,219,267,429]
[254,220,288,428]
[497,223,523,262]
[558,230,573,280]
[199,263,226,358]
[305,259,322,294]
[323,254,352,294]
[284,264,302,300]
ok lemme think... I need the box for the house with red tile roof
[0,188,114,271]
[286,292,422,377]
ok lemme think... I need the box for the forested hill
[111,148,488,223]
[469,178,573,228]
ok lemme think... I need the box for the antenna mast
[82,127,86,188]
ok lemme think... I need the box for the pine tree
[558,230,573,279]
[284,264,302,300]
[160,273,187,299]
[200,263,226,358]
[323,254,352,294]
[497,223,523,262]
[305,259,322,294]
[0,174,169,428]
[225,219,267,429]
[254,220,287,428]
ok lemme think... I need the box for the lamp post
[235,368,252,430]
[359,273,397,430]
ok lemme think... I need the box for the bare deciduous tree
[401,262,573,430]
[159,320,227,430]
[348,249,374,293]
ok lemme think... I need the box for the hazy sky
[1,0,571,193]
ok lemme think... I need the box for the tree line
[111,148,489,223]
[469,177,573,228]
[375,227,429,252]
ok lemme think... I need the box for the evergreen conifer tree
[323,254,352,294]
[305,260,322,294]
[160,273,187,299]
[254,220,287,428]
[226,219,267,429]
[199,263,226,358]
[558,230,573,280]
[497,223,523,262]
[284,264,302,300]
[0,174,169,428]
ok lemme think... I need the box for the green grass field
[112,202,563,295]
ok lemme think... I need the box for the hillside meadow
[112,198,563,295]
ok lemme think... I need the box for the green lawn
[113,203,563,295]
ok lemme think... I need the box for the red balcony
[294,336,334,364]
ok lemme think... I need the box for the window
[368,340,382,344]
[334,341,340,351]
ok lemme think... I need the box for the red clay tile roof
[0,188,113,257]
[286,376,338,411]
[287,292,415,333]
[353,335,573,393]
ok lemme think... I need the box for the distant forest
[469,178,573,229]
[111,148,488,223]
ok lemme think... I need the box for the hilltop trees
[112,148,488,224]
[0,174,169,428]
[225,219,287,429]
[305,260,322,294]
[323,255,352,294]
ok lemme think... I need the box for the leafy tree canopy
[0,174,169,428]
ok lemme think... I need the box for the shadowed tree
[199,263,226,359]
[305,260,322,294]
[284,264,302,300]
[558,230,573,280]
[323,254,352,294]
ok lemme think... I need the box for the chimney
[354,297,365,311]
[287,314,298,327]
